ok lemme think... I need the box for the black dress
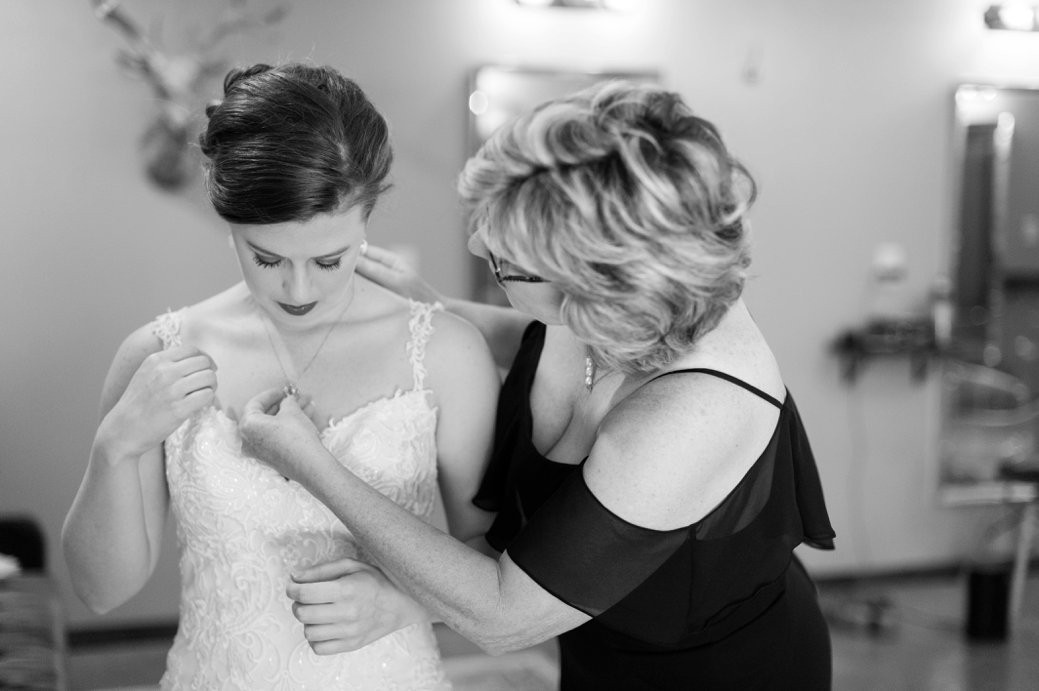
[474,322,836,690]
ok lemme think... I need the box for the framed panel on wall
[937,84,1039,506]
[464,65,659,304]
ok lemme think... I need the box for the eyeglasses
[488,252,547,286]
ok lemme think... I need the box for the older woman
[241,79,835,689]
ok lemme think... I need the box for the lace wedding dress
[153,301,451,690]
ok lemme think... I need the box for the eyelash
[251,255,342,271]
[252,255,280,269]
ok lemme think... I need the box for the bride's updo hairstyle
[458,80,756,374]
[199,62,393,225]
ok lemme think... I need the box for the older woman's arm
[240,389,589,653]
[241,374,760,653]
[310,461,588,654]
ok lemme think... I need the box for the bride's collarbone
[184,300,420,413]
[201,345,416,423]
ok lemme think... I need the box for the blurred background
[3,1,1039,688]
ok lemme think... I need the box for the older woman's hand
[356,244,443,304]
[239,388,332,485]
[287,557,430,655]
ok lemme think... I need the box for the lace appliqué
[156,303,451,690]
[153,309,184,349]
[406,301,443,391]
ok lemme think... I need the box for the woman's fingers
[287,565,373,608]
[301,622,356,643]
[171,352,218,377]
[242,388,288,418]
[356,255,400,288]
[164,344,214,367]
[357,243,400,269]
[310,637,360,656]
[147,347,217,396]
[181,386,216,412]
[274,393,312,422]
[289,580,350,606]
[296,396,322,426]
[177,369,218,396]
[293,557,369,584]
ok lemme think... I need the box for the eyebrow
[246,241,352,260]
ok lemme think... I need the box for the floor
[821,569,1039,691]
[66,570,1039,691]
[66,625,560,691]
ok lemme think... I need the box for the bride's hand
[239,389,333,485]
[287,557,429,655]
[101,344,218,458]
[356,244,443,304]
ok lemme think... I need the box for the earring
[584,352,596,391]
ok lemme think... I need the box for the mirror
[465,65,659,303]
[939,84,1039,502]
[950,84,1039,382]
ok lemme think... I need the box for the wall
[4,0,1039,629]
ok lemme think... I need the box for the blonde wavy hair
[458,80,757,374]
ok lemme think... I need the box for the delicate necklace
[256,287,355,400]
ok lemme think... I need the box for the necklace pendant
[283,383,299,398]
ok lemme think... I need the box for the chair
[998,459,1039,628]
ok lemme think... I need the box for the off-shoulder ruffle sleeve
[502,395,835,643]
[507,465,688,617]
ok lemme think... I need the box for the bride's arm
[62,327,216,613]
[424,310,500,543]
[357,244,529,372]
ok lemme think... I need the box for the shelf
[832,318,938,383]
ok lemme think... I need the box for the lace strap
[406,300,443,391]
[152,309,184,350]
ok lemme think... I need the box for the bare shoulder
[417,305,499,435]
[428,306,487,346]
[423,307,496,374]
[169,283,250,339]
[595,372,760,469]
[112,321,166,368]
[585,371,780,530]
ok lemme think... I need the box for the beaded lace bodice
[154,301,450,690]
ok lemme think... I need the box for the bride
[62,62,499,689]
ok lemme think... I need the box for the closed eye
[249,249,345,271]
[316,258,342,271]
[252,253,282,269]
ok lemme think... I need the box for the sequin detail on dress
[153,303,451,690]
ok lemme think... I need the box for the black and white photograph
[2,1,1039,689]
